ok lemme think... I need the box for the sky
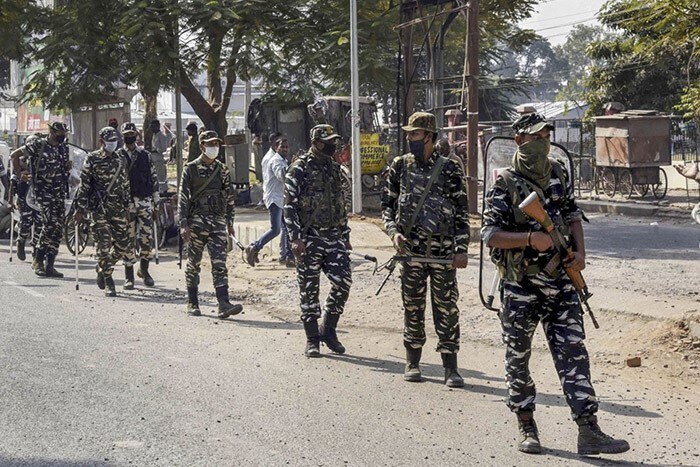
[519,0,610,46]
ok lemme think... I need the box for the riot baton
[348,251,378,273]
[153,214,160,265]
[229,233,245,251]
[485,271,500,308]
[74,221,79,291]
[8,159,14,262]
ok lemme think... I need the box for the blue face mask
[408,139,425,158]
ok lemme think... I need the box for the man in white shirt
[244,135,293,266]
[150,119,170,192]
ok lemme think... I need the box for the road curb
[578,199,691,219]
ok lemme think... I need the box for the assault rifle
[518,192,600,329]
[375,255,454,296]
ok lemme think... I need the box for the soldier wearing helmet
[381,111,469,388]
[11,122,71,277]
[117,122,160,289]
[73,127,132,297]
[481,112,629,455]
[284,124,352,357]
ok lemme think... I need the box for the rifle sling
[191,163,221,201]
[403,155,447,238]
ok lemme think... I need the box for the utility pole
[465,0,479,214]
[350,0,362,213]
[174,3,183,195]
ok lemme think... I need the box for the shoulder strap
[106,154,125,193]
[404,155,448,237]
[191,162,222,200]
[301,159,331,236]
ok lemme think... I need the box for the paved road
[0,215,699,466]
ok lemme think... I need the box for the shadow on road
[0,456,112,467]
[542,447,676,467]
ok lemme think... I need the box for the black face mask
[124,136,137,145]
[320,141,337,156]
[408,139,425,159]
[54,135,66,144]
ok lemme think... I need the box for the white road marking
[3,281,45,298]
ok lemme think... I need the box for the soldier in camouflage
[381,111,469,388]
[73,127,132,297]
[118,122,159,289]
[11,122,71,278]
[284,124,352,358]
[178,130,242,319]
[12,134,43,262]
[481,112,629,455]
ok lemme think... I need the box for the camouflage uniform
[481,129,597,421]
[118,130,159,266]
[16,177,43,251]
[74,128,131,290]
[178,131,235,289]
[285,125,352,356]
[284,143,352,322]
[19,130,70,268]
[381,115,469,357]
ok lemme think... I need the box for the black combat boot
[44,254,64,278]
[95,264,105,290]
[303,320,321,358]
[441,353,464,388]
[576,415,630,455]
[33,249,46,277]
[516,411,542,454]
[124,265,135,290]
[16,240,26,261]
[215,286,243,319]
[137,258,155,287]
[104,276,117,297]
[320,313,346,354]
[186,287,201,316]
[404,345,422,382]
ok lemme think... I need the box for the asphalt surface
[1,215,699,466]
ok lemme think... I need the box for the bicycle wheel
[652,167,668,199]
[600,168,617,198]
[618,169,633,199]
[633,183,649,197]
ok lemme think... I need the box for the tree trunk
[139,83,159,151]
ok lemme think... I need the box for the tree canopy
[585,0,700,119]
[2,0,557,131]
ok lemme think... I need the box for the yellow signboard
[360,132,389,174]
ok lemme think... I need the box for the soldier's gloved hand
[452,253,468,269]
[20,171,31,183]
[564,251,586,272]
[291,239,306,259]
[227,225,235,237]
[180,226,191,243]
[529,232,553,252]
[73,211,84,224]
[344,240,352,251]
[392,233,407,253]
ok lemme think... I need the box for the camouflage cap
[402,111,438,134]
[310,124,340,142]
[512,112,554,135]
[99,126,119,141]
[121,122,138,135]
[199,130,223,144]
[48,121,69,133]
